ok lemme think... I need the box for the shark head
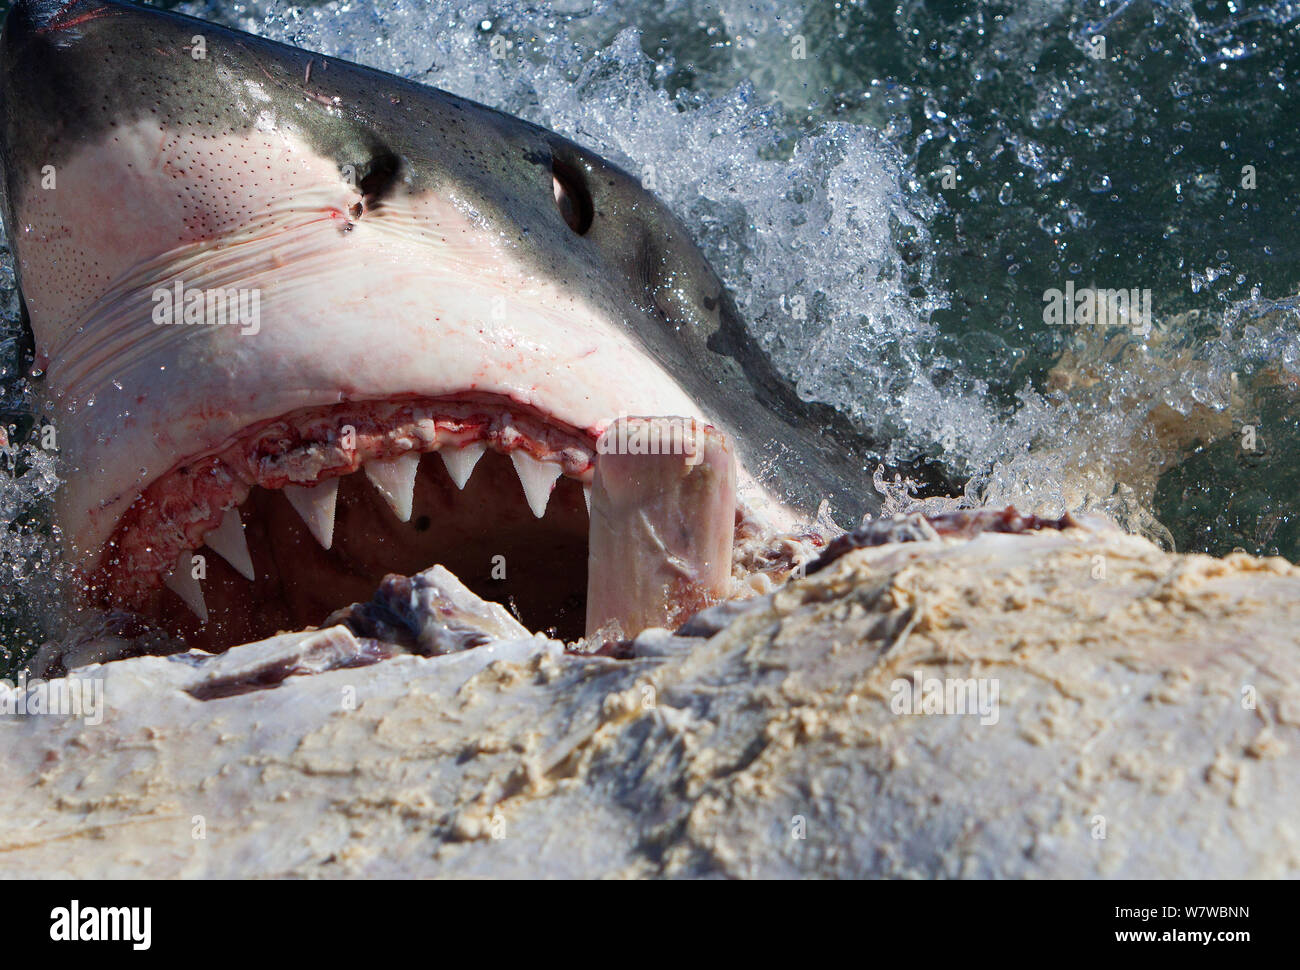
[0,0,880,648]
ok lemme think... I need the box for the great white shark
[0,0,891,651]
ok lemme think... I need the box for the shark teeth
[204,506,256,581]
[151,437,595,597]
[163,551,209,623]
[284,478,340,549]
[511,450,563,519]
[440,441,486,490]
[364,453,421,522]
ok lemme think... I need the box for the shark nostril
[551,160,593,235]
[340,151,400,223]
[356,151,401,209]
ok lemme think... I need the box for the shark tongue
[584,417,737,640]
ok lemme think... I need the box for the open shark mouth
[92,395,602,648]
[82,399,792,658]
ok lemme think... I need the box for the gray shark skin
[0,0,896,645]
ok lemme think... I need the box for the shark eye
[552,160,593,235]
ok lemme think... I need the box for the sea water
[3,0,1298,665]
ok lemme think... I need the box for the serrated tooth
[204,506,255,581]
[510,450,563,519]
[283,478,339,549]
[440,441,486,489]
[583,484,592,514]
[163,551,208,623]
[365,452,421,522]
